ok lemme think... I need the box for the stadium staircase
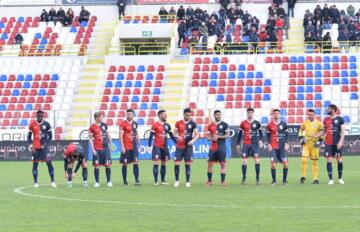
[284,18,305,54]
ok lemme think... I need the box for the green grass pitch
[1,157,359,232]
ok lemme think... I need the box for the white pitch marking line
[13,185,360,209]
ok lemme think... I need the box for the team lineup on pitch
[28,104,347,188]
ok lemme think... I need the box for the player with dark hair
[237,108,263,185]
[205,110,230,186]
[28,110,56,188]
[148,110,177,185]
[64,142,88,188]
[119,109,141,186]
[89,111,113,187]
[173,108,199,187]
[266,109,289,185]
[299,109,323,184]
[322,104,346,185]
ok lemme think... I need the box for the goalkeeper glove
[299,136,306,146]
[314,138,323,148]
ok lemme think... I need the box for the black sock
[122,166,127,183]
[207,172,212,182]
[160,165,166,182]
[67,168,73,182]
[106,167,111,183]
[32,162,38,183]
[82,168,88,181]
[174,165,180,181]
[338,162,343,179]
[94,168,99,183]
[283,168,288,182]
[271,168,276,182]
[242,164,247,180]
[46,161,55,182]
[153,165,159,183]
[255,163,260,181]
[133,164,139,182]
[221,173,226,183]
[185,164,191,182]
[327,162,333,180]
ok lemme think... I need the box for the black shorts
[208,146,226,163]
[120,149,139,164]
[32,148,51,162]
[241,144,260,158]
[93,148,112,167]
[324,145,342,157]
[175,146,193,162]
[152,147,170,162]
[270,148,287,163]
[64,157,87,167]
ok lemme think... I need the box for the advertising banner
[137,0,209,4]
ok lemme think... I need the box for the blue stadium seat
[315,109,321,115]
[125,81,132,87]
[25,104,33,111]
[255,72,263,78]
[323,63,330,70]
[349,63,357,69]
[297,86,304,93]
[20,119,28,126]
[134,81,142,87]
[0,22,5,29]
[315,93,322,100]
[70,27,77,33]
[255,87,262,93]
[264,79,271,86]
[220,64,227,71]
[263,94,271,101]
[34,33,41,39]
[153,88,161,95]
[137,65,145,72]
[115,81,122,87]
[0,104,6,111]
[344,116,350,123]
[324,101,331,107]
[314,64,322,70]
[323,56,330,62]
[238,65,246,71]
[209,80,217,87]
[23,82,31,88]
[350,70,357,77]
[180,48,188,55]
[261,117,268,124]
[40,38,48,45]
[341,78,349,85]
[332,78,340,85]
[105,81,113,88]
[150,103,158,109]
[117,73,124,80]
[51,74,59,81]
[280,109,287,116]
[145,73,153,80]
[131,96,139,102]
[247,72,254,78]
[306,64,313,70]
[331,56,339,62]
[140,103,148,110]
[341,71,348,77]
[242,36,249,42]
[80,21,88,27]
[306,101,313,108]
[245,87,253,94]
[314,71,322,78]
[212,57,219,64]
[0,74,7,81]
[297,94,304,100]
[38,89,46,96]
[12,89,20,96]
[210,72,218,79]
[197,126,203,132]
[315,79,322,85]
[350,93,358,99]
[290,56,297,63]
[216,95,225,101]
[228,72,235,79]
[17,74,24,81]
[138,118,145,125]
[245,94,252,101]
[298,56,305,63]
[111,96,119,102]
[349,56,356,62]
[306,79,313,85]
[1,33,8,40]
[237,72,245,79]
[306,86,313,92]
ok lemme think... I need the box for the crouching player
[205,110,230,186]
[64,142,88,187]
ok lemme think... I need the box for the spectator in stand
[267,30,277,49]
[194,7,203,20]
[177,6,186,20]
[276,4,286,18]
[40,9,49,22]
[303,9,313,27]
[56,7,66,25]
[14,33,23,45]
[314,20,322,36]
[209,11,219,21]
[259,27,268,42]
[177,20,186,48]
[273,0,283,7]
[186,6,194,19]
[266,15,276,32]
[117,0,126,18]
[268,4,277,16]
[64,8,74,26]
[330,5,340,23]
[249,26,259,53]
[198,22,208,36]
[79,6,90,23]
[355,9,360,22]
[159,6,168,20]
[283,14,290,39]
[321,4,330,23]
[208,20,217,36]
[228,8,237,26]
[337,29,348,50]
[169,7,177,17]
[48,7,57,22]
[304,31,314,43]
[220,0,230,11]
[305,21,315,35]
[314,32,322,49]
[338,19,347,32]
[313,5,322,22]
[275,15,284,29]
[235,0,243,7]
[322,32,332,53]
[347,5,355,18]
[348,30,357,47]
[287,0,296,18]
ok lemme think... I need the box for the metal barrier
[116,42,170,55]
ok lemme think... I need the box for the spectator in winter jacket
[321,4,330,23]
[287,0,296,18]
[177,6,185,20]
[177,20,187,47]
[186,6,194,19]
